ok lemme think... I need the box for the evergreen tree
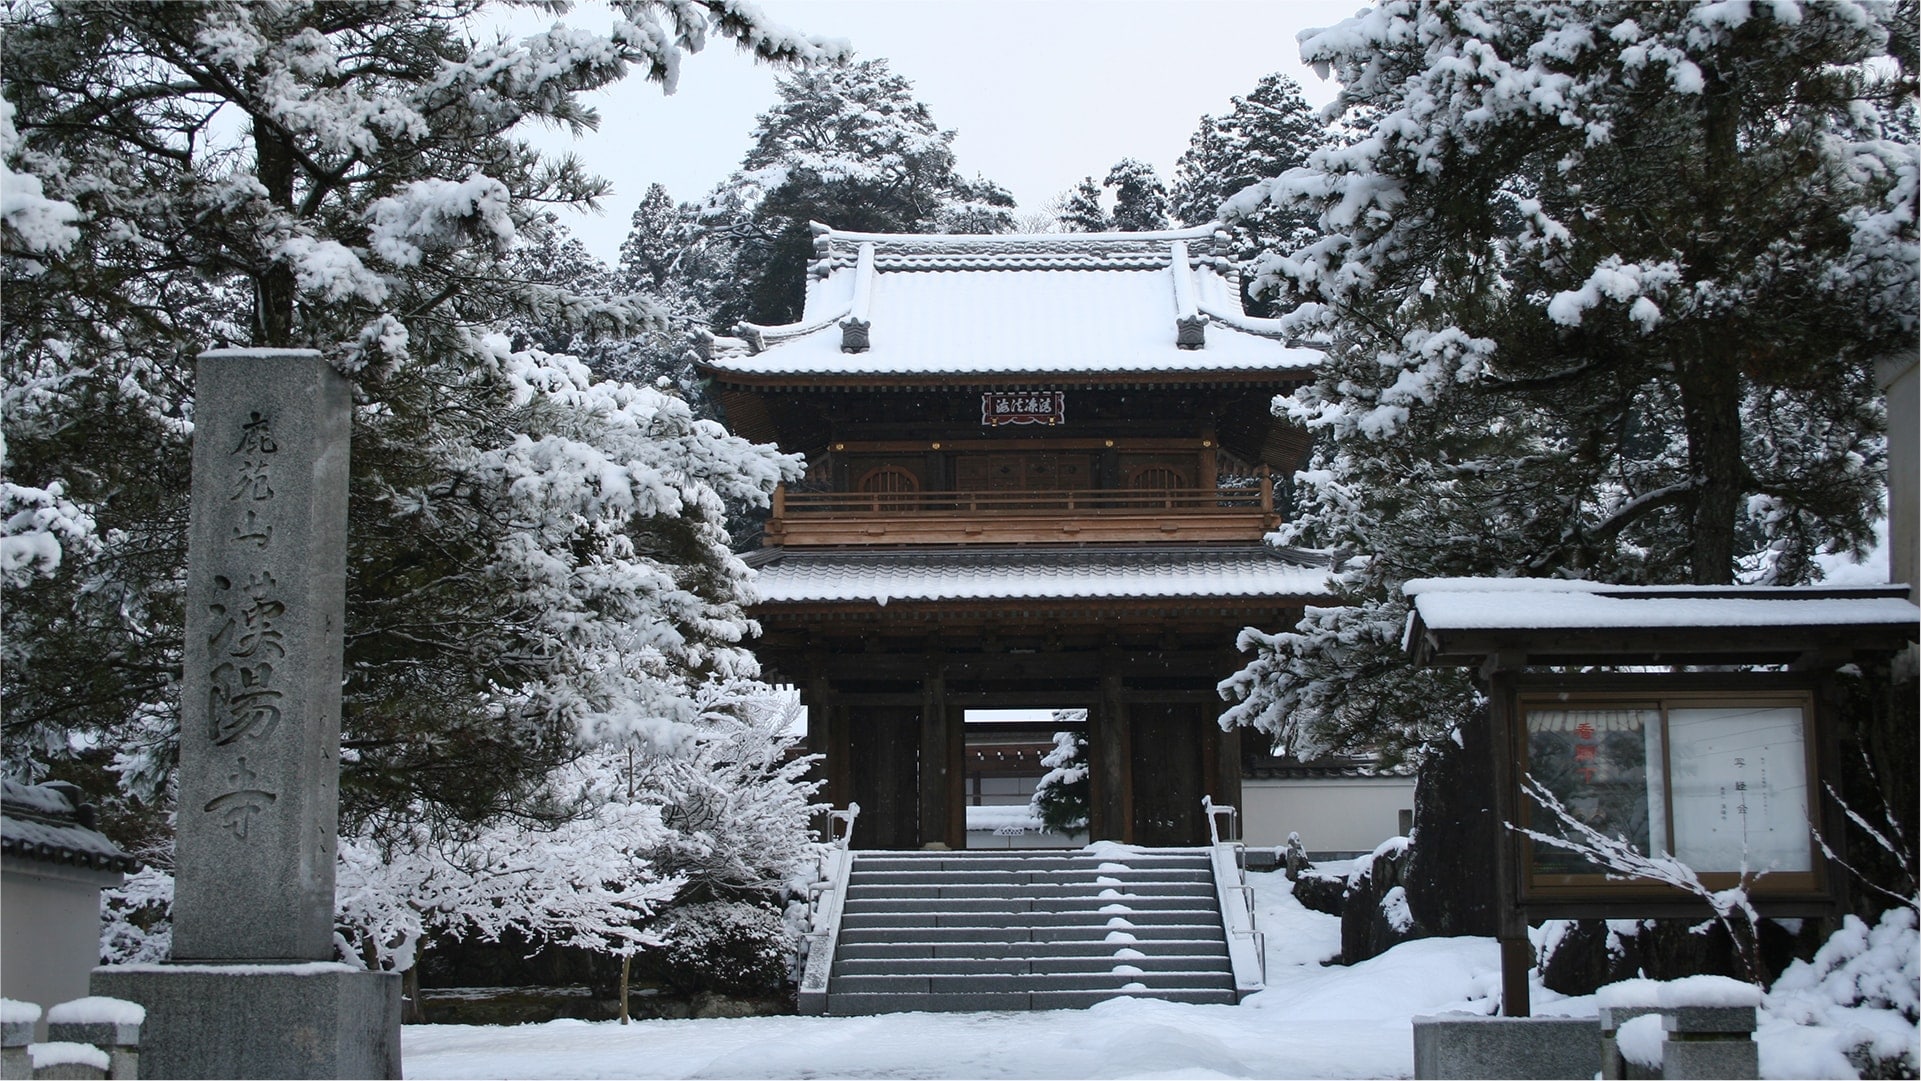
[1173,74,1324,228]
[606,185,719,392]
[1220,0,1915,761]
[1026,717,1090,833]
[1,2,831,848]
[1058,176,1109,233]
[618,184,693,294]
[1104,158,1170,232]
[1173,73,1328,314]
[695,57,1013,326]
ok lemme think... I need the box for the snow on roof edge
[814,221,1226,247]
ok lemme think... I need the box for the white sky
[508,0,1362,265]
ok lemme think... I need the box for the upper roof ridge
[808,221,1232,277]
[813,221,1224,247]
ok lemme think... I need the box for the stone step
[824,987,1236,1016]
[849,875,1206,890]
[817,847,1238,1015]
[833,938,1229,962]
[840,894,1216,916]
[827,970,1236,995]
[852,855,1210,874]
[833,953,1232,977]
[841,917,1229,944]
[845,878,1215,897]
[837,908,1222,930]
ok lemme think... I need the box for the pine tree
[695,57,1013,326]
[1026,717,1090,833]
[1104,158,1170,232]
[1220,0,1915,761]
[1058,177,1109,233]
[1,2,830,847]
[1173,74,1324,228]
[1173,73,1328,315]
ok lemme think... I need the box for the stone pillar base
[1412,1014,1601,1080]
[92,964,399,1079]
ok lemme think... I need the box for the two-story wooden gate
[701,224,1331,848]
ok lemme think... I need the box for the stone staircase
[815,849,1238,1015]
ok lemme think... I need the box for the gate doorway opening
[963,708,1088,849]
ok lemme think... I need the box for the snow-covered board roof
[744,544,1332,609]
[699,224,1322,384]
[1,779,137,875]
[1403,579,1920,667]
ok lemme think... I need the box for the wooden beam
[1485,663,1531,1017]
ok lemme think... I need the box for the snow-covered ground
[406,869,1512,1079]
[402,867,1918,1080]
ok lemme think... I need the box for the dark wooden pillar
[1202,720,1243,831]
[806,667,848,813]
[918,656,952,848]
[947,703,966,849]
[1484,658,1531,1016]
[1814,670,1854,924]
[1092,645,1132,842]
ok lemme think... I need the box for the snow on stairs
[824,849,1236,1015]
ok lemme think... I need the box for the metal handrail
[1203,796,1266,989]
[797,803,859,1014]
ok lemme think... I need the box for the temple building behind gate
[698,223,1332,849]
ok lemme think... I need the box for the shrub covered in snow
[643,900,793,997]
[1764,907,1919,1078]
[98,865,172,965]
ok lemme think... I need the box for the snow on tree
[1026,711,1090,833]
[1057,177,1110,233]
[1171,73,1329,315]
[683,57,1015,327]
[113,679,819,993]
[1103,158,1170,232]
[623,678,823,899]
[1,1,835,850]
[1219,0,1917,762]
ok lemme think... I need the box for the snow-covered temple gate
[700,225,1329,848]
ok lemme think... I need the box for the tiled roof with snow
[744,544,1332,607]
[1404,579,1921,632]
[1,779,137,874]
[700,224,1323,381]
[1403,579,1920,667]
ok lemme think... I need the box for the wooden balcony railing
[764,485,1278,546]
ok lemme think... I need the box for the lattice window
[855,465,920,509]
[1125,464,1189,507]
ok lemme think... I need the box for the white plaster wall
[1241,777,1417,855]
[0,863,115,1037]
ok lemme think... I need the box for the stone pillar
[171,350,349,962]
[1661,1006,1759,1080]
[46,998,141,1080]
[1596,1003,1661,1080]
[1,1002,35,1081]
[92,350,399,1079]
